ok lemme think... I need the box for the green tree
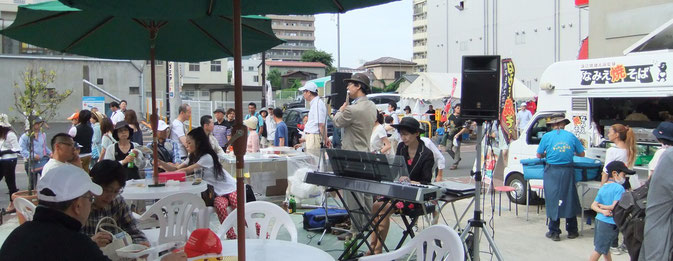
[13,68,72,191]
[267,69,281,89]
[301,50,335,73]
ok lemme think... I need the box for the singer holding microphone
[333,73,378,238]
[298,81,331,150]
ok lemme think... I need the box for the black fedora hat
[391,117,424,133]
[653,121,673,142]
[343,73,371,90]
[112,121,134,141]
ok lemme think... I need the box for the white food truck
[503,50,672,203]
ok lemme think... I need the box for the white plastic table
[219,239,334,261]
[577,180,602,235]
[122,180,208,200]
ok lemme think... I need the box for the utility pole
[261,52,267,107]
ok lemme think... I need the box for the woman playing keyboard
[368,117,434,255]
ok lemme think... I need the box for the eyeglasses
[103,188,124,195]
[80,194,95,203]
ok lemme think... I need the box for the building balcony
[265,54,303,61]
[412,32,427,40]
[267,15,315,22]
[272,24,315,31]
[274,45,314,51]
[413,45,427,53]
[413,19,427,28]
[276,35,315,41]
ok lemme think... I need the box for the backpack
[613,180,649,261]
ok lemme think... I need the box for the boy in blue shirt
[273,108,288,147]
[590,161,634,261]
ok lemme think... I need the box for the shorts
[594,219,619,254]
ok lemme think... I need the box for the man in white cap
[147,120,183,167]
[299,81,330,150]
[516,102,532,133]
[0,165,187,260]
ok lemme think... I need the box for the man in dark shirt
[0,164,186,261]
[445,104,468,170]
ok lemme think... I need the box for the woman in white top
[601,124,637,189]
[0,114,20,198]
[98,118,116,162]
[370,112,392,155]
[159,127,237,235]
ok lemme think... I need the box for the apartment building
[412,0,428,72]
[266,15,316,61]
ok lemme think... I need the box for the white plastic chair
[217,201,297,242]
[359,225,464,261]
[139,193,207,245]
[13,197,36,222]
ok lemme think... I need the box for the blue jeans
[548,217,578,234]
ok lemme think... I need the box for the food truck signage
[580,62,667,86]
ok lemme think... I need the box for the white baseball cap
[157,120,169,131]
[37,164,102,202]
[298,81,318,93]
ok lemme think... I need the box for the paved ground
[0,138,633,260]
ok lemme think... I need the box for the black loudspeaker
[329,72,352,107]
[461,55,500,121]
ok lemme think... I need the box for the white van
[503,51,672,203]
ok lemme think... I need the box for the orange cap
[67,112,79,120]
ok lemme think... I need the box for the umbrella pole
[148,33,161,187]
[233,0,246,259]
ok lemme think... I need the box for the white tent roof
[513,78,536,100]
[399,72,461,100]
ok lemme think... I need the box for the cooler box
[573,156,602,182]
[158,171,186,183]
[521,158,545,180]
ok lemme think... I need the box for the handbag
[96,217,133,261]
[201,184,216,206]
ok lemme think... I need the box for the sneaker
[618,243,628,254]
[610,247,623,255]
[545,232,560,241]
[567,232,579,239]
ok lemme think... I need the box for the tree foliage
[301,49,335,74]
[267,69,282,89]
[13,68,72,191]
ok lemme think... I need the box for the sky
[313,0,412,69]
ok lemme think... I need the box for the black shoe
[567,232,579,239]
[545,232,560,241]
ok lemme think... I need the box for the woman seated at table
[103,121,145,180]
[158,127,237,235]
[83,160,150,248]
[368,117,434,255]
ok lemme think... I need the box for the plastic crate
[521,158,545,180]
[573,156,602,181]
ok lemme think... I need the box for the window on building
[394,71,405,80]
[189,63,200,71]
[211,61,221,72]
[129,86,140,95]
[201,90,210,98]
[96,78,104,85]
[253,76,259,82]
[248,66,254,71]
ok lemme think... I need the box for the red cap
[184,229,222,258]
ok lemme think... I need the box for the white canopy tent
[397,72,535,118]
[397,72,461,118]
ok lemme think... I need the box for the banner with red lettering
[442,77,459,122]
[500,59,516,143]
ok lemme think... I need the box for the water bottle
[144,168,153,184]
[127,152,135,168]
[288,195,296,214]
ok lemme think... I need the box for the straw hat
[546,113,570,125]
[243,117,258,130]
[0,114,11,128]
[92,111,105,123]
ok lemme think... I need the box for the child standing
[590,161,635,261]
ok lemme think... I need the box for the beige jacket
[333,97,377,152]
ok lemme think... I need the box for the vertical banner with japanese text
[499,58,516,143]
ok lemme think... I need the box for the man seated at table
[41,133,83,179]
[0,164,186,260]
[82,160,150,248]
[146,120,182,171]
